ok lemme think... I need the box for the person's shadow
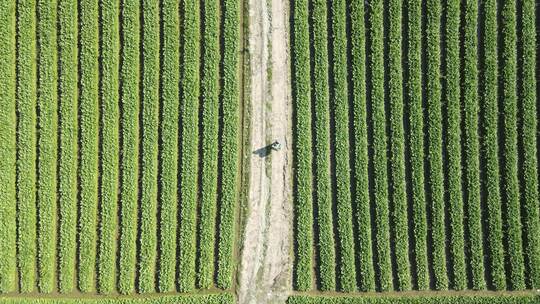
[252,144,273,158]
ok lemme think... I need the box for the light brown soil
[237,0,292,302]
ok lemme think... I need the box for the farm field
[2,0,540,302]
[291,0,540,295]
[0,0,242,298]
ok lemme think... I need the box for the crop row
[519,0,540,289]
[349,0,374,292]
[405,0,428,290]
[482,0,505,290]
[287,295,540,304]
[78,0,99,293]
[118,0,140,294]
[462,0,485,290]
[157,0,180,293]
[291,0,313,291]
[330,0,356,292]
[425,0,447,289]
[444,0,466,291]
[0,0,16,293]
[178,0,200,292]
[387,0,409,291]
[198,0,221,290]
[15,0,38,293]
[138,0,160,294]
[216,0,241,289]
[97,0,120,294]
[368,0,392,291]
[500,0,524,290]
[0,294,235,304]
[312,0,336,291]
[36,0,58,293]
[58,0,79,294]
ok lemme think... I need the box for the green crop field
[1,0,540,303]
[0,0,242,298]
[291,0,540,295]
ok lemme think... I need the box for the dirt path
[237,0,292,302]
